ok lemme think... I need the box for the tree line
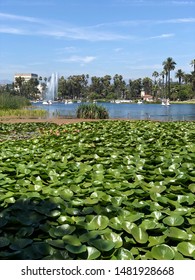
[1,57,195,101]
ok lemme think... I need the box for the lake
[32,102,195,121]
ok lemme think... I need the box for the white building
[14,73,38,83]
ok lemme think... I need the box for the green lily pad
[86,215,109,230]
[87,246,101,260]
[89,239,115,252]
[62,235,81,246]
[116,248,134,260]
[53,224,76,236]
[10,238,33,250]
[151,244,175,260]
[164,227,189,240]
[0,237,10,248]
[65,244,87,254]
[177,242,195,257]
[163,214,184,226]
[102,232,123,248]
[131,226,148,244]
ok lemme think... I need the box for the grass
[0,109,48,118]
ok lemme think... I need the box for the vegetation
[0,120,195,260]
[0,93,30,109]
[0,109,47,118]
[0,93,47,118]
[1,57,194,102]
[76,103,109,119]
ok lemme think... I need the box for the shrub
[76,103,109,119]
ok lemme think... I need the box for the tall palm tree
[160,70,166,98]
[175,69,184,84]
[162,57,176,99]
[190,59,195,72]
[152,71,159,99]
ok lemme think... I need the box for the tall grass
[0,93,31,109]
[0,93,47,118]
[76,103,109,119]
[0,109,47,118]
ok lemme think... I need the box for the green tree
[162,57,176,99]
[190,59,195,72]
[14,76,25,95]
[175,69,185,84]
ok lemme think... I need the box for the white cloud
[57,56,96,64]
[149,33,175,39]
[0,27,25,35]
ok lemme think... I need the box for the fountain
[43,72,58,103]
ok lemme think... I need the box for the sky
[0,0,195,82]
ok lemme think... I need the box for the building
[14,73,38,83]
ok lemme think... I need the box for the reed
[76,103,109,119]
[0,93,30,109]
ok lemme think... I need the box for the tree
[190,59,195,72]
[162,57,176,99]
[152,71,159,98]
[142,77,153,95]
[14,76,25,95]
[175,69,184,84]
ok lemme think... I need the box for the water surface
[32,102,195,121]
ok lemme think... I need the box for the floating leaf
[151,244,175,260]
[54,224,76,236]
[177,242,195,257]
[86,215,109,230]
[87,246,101,260]
[164,227,189,240]
[131,226,148,244]
[0,237,10,248]
[10,238,33,250]
[102,232,123,248]
[65,244,86,254]
[89,239,115,252]
[116,248,134,260]
[163,215,184,226]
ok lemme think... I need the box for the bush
[76,103,109,119]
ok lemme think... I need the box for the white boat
[42,100,52,105]
[137,100,143,104]
[64,100,73,104]
[161,99,170,106]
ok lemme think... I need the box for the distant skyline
[0,0,195,81]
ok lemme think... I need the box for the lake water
[32,102,195,121]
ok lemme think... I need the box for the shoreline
[0,116,105,125]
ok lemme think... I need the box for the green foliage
[0,120,195,260]
[76,103,109,119]
[0,93,31,109]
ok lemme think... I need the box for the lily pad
[163,214,184,226]
[131,226,148,244]
[177,241,195,257]
[86,215,109,230]
[151,244,175,260]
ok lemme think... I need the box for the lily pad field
[0,120,195,260]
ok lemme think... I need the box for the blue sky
[0,0,195,81]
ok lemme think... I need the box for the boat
[42,100,52,105]
[161,99,170,106]
[64,100,73,104]
[137,100,143,104]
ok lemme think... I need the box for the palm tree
[160,70,166,97]
[190,59,195,72]
[162,57,176,99]
[175,69,184,84]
